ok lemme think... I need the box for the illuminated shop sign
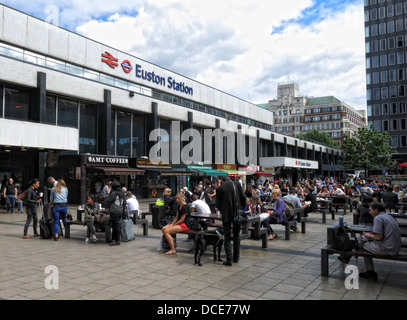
[101,51,193,96]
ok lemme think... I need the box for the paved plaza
[0,200,406,302]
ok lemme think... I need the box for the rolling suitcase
[120,216,135,242]
[39,204,52,239]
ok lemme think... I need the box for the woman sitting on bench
[161,193,191,255]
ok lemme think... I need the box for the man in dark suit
[215,176,247,266]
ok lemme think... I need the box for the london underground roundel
[121,60,133,73]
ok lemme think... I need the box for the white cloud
[74,0,366,111]
[3,0,366,111]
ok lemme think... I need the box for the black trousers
[110,212,121,243]
[24,205,38,236]
[222,219,241,263]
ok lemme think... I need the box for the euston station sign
[101,51,193,96]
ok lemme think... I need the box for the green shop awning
[190,168,227,176]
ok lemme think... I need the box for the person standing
[50,179,68,241]
[104,180,126,246]
[215,176,247,266]
[22,179,41,239]
[3,178,17,214]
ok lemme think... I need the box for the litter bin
[152,205,168,229]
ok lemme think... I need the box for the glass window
[397,35,404,47]
[371,24,378,36]
[397,52,404,64]
[373,88,380,100]
[388,53,396,65]
[372,56,379,68]
[371,40,378,52]
[389,86,397,98]
[4,86,31,121]
[391,103,398,114]
[400,119,406,131]
[381,71,388,82]
[399,85,405,97]
[380,39,387,50]
[378,7,386,19]
[389,69,396,81]
[44,95,56,125]
[0,85,3,117]
[396,19,403,32]
[388,37,395,49]
[79,103,97,154]
[370,8,377,20]
[400,102,406,114]
[110,109,116,154]
[402,136,407,147]
[387,21,394,33]
[382,103,389,115]
[380,55,387,66]
[116,110,131,157]
[388,5,394,17]
[373,104,381,116]
[57,98,78,128]
[391,119,398,131]
[374,120,381,131]
[396,3,403,15]
[381,87,388,99]
[383,120,389,131]
[379,23,386,35]
[132,114,146,158]
[372,72,380,84]
[392,136,398,147]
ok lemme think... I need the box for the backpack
[109,194,125,215]
[332,223,358,251]
[282,199,294,219]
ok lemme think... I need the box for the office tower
[364,0,407,161]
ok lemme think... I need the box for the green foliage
[339,124,397,172]
[296,130,340,149]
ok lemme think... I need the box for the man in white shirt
[126,191,139,221]
[190,194,211,213]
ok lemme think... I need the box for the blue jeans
[52,206,67,235]
[6,195,16,213]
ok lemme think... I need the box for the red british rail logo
[101,51,119,69]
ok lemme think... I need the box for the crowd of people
[4,173,406,276]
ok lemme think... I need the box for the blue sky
[0,0,367,111]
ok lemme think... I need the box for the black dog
[194,227,224,266]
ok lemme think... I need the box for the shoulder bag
[232,182,248,226]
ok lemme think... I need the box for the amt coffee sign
[87,156,129,166]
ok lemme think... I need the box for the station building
[0,5,341,204]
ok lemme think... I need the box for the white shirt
[126,197,139,216]
[191,199,211,213]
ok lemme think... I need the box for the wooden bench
[321,224,407,277]
[332,202,347,215]
[245,215,268,248]
[65,220,112,243]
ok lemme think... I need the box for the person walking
[3,178,17,214]
[50,179,68,241]
[215,176,248,266]
[22,179,41,239]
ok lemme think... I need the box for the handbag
[95,212,110,225]
[232,182,248,226]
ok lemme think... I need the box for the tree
[296,130,340,149]
[339,124,397,177]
